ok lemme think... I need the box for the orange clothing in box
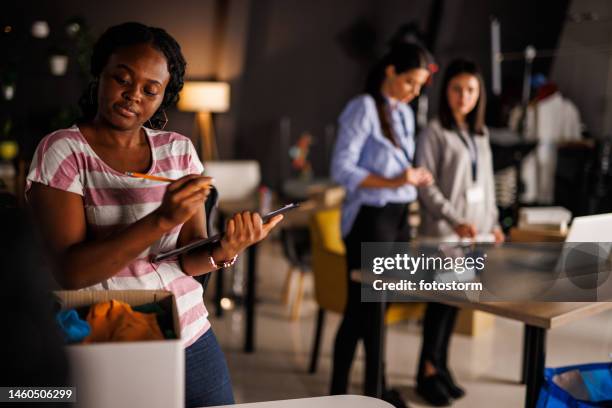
[83,299,164,343]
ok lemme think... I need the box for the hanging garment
[509,92,582,204]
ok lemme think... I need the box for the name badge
[466,186,485,204]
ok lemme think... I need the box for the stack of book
[517,207,572,233]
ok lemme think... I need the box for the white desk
[209,395,393,408]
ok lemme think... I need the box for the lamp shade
[178,81,230,112]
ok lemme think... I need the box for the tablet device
[153,203,299,262]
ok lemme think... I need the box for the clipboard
[153,203,300,262]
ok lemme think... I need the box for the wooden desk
[351,270,612,407]
[450,301,612,407]
[210,395,393,408]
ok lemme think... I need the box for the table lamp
[178,81,230,161]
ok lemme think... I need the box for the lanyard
[395,109,413,166]
[455,129,478,182]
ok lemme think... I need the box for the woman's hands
[154,175,214,232]
[357,167,433,189]
[213,212,284,261]
[492,227,505,244]
[454,224,506,244]
[454,223,477,239]
[394,167,433,187]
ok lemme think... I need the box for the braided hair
[78,22,186,129]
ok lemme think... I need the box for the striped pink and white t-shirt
[26,125,210,347]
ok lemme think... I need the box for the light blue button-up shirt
[331,94,418,237]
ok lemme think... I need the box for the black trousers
[330,203,411,396]
[417,302,459,380]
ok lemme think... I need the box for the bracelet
[209,252,238,269]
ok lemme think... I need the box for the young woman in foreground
[27,22,283,407]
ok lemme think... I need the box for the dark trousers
[417,302,459,381]
[330,203,411,396]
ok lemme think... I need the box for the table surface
[209,395,394,408]
[352,242,612,328]
[351,269,612,329]
[442,300,612,329]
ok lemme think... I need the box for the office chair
[280,226,312,320]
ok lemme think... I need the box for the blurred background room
[1,1,612,407]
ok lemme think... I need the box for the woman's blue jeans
[185,329,235,407]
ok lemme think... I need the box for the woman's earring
[147,110,169,130]
[160,110,168,130]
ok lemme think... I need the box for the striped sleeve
[187,139,204,175]
[26,130,84,196]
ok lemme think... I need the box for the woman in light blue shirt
[330,42,433,407]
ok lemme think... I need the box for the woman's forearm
[358,173,399,189]
[180,243,238,277]
[58,212,169,289]
[417,184,463,228]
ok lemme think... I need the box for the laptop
[510,213,612,273]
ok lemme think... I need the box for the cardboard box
[509,227,567,242]
[54,290,184,408]
[454,310,495,337]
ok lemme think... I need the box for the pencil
[125,172,176,182]
[125,172,215,191]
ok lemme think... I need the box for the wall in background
[233,0,437,190]
[2,0,575,190]
[233,0,571,189]
[551,0,612,138]
[3,0,218,156]
[430,0,569,126]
